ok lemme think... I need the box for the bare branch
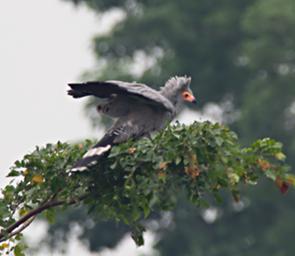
[0,216,36,243]
[0,194,87,242]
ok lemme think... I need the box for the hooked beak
[191,98,197,104]
[182,91,197,104]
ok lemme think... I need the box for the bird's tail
[70,134,115,172]
[67,83,91,98]
[67,82,113,99]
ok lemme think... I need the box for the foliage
[0,122,293,255]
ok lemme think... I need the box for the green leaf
[6,169,20,177]
[0,200,11,219]
[174,156,182,165]
[131,225,145,246]
[14,243,26,256]
[44,209,56,224]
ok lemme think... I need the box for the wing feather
[68,81,174,113]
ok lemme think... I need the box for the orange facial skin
[182,90,196,103]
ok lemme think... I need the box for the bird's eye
[183,92,190,98]
[181,90,196,103]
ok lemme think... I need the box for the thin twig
[0,194,87,242]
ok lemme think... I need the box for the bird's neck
[160,87,183,116]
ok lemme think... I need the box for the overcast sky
[0,0,98,178]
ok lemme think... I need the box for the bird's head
[178,76,196,104]
[161,75,196,109]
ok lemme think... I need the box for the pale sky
[0,0,98,176]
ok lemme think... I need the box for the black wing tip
[67,83,89,98]
[68,82,83,88]
[67,89,80,98]
[67,81,120,99]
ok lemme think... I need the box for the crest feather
[161,75,191,92]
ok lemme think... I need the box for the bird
[68,75,196,172]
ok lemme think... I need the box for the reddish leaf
[257,159,271,171]
[275,177,289,194]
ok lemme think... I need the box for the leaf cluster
[0,122,293,254]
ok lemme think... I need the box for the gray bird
[68,75,196,172]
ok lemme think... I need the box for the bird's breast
[132,107,172,133]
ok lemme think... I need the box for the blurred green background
[46,0,295,255]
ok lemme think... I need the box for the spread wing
[68,81,174,113]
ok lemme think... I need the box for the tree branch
[0,194,87,242]
[0,216,36,243]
